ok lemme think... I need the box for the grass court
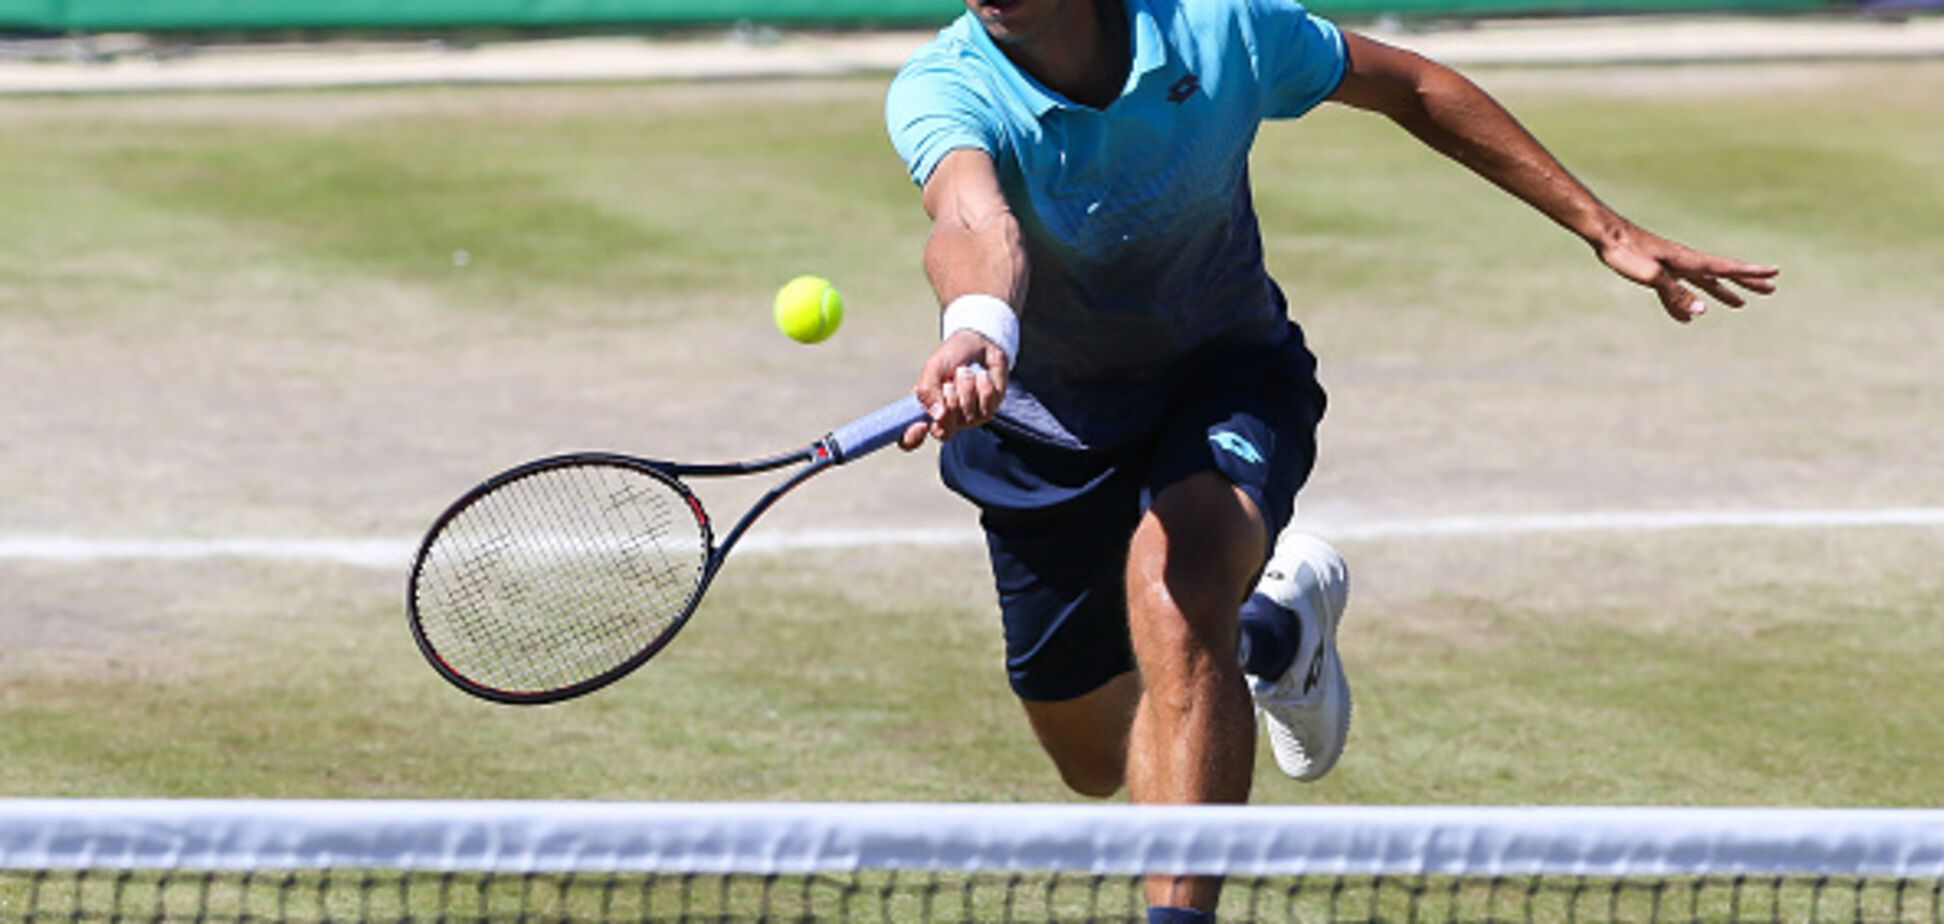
[0,60,1939,808]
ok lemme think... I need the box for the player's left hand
[1596,221,1779,324]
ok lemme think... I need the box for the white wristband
[941,294,1020,366]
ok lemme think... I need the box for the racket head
[407,453,714,705]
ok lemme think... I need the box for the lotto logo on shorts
[1209,430,1264,465]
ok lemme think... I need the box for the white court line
[1322,507,1944,540]
[0,537,414,569]
[1,507,1941,568]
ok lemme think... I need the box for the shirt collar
[969,0,1169,116]
[1126,0,1169,85]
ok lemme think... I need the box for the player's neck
[999,0,1130,110]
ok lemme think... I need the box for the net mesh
[410,460,709,697]
[4,801,1940,923]
[12,868,1943,923]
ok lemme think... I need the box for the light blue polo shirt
[885,0,1346,450]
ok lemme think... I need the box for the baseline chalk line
[1,507,1940,568]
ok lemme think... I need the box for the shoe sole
[1297,646,1351,781]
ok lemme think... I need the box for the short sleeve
[1251,0,1348,120]
[885,52,1002,188]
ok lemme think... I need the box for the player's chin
[972,0,1031,31]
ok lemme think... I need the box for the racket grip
[827,395,929,463]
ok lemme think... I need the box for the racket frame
[407,414,905,705]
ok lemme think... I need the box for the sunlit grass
[0,65,1938,812]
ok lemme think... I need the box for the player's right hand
[901,329,1010,450]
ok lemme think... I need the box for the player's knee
[1130,475,1265,634]
[1132,563,1240,635]
[1021,675,1136,799]
[1125,565,1246,680]
[1127,492,1259,649]
[1054,758,1124,799]
[1035,729,1127,798]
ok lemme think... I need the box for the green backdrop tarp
[0,0,1826,32]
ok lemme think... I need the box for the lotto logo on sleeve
[1167,72,1201,104]
[1209,430,1265,465]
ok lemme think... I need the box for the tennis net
[3,800,1940,922]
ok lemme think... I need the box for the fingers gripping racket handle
[826,395,929,464]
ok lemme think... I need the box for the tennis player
[886,1,1775,918]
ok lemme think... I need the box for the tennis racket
[407,394,931,705]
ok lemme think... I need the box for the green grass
[0,63,1940,817]
[0,83,922,331]
[2,529,1939,805]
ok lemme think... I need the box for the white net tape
[3,801,1941,879]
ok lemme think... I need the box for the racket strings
[413,463,708,696]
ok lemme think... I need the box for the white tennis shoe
[1246,531,1351,782]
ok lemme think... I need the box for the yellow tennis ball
[773,275,845,344]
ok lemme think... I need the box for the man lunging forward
[884,0,1776,918]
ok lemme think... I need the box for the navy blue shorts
[939,329,1326,702]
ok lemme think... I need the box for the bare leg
[1124,471,1267,912]
[1019,671,1141,798]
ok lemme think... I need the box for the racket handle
[826,395,929,464]
[825,364,988,464]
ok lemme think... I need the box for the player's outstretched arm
[900,148,1029,449]
[1325,31,1779,323]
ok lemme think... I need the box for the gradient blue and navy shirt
[886,0,1347,449]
